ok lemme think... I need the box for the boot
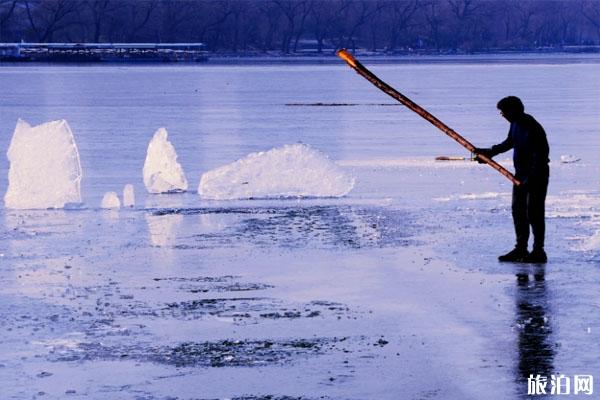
[498,248,529,262]
[523,249,547,264]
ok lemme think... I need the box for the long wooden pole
[336,49,520,186]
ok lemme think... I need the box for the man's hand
[474,147,494,164]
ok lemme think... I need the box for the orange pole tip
[336,49,357,68]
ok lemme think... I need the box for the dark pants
[512,176,548,252]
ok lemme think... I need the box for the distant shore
[2,47,600,65]
[207,50,600,65]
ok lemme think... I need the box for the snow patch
[198,144,355,200]
[143,128,188,194]
[546,193,600,219]
[434,192,505,202]
[4,119,82,209]
[580,231,600,252]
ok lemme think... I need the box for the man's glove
[473,147,494,164]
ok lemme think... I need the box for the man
[475,96,550,263]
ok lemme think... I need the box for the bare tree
[82,0,125,42]
[121,0,157,42]
[190,0,234,51]
[309,0,343,53]
[581,0,600,42]
[514,0,539,43]
[274,0,311,53]
[447,0,482,49]
[258,1,281,51]
[333,0,384,52]
[422,0,445,51]
[25,0,82,42]
[383,0,420,51]
[1,0,18,26]
[157,0,197,42]
[0,0,594,51]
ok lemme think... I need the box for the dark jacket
[491,113,549,183]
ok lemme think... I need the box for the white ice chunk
[4,119,82,209]
[560,154,581,164]
[123,184,135,207]
[198,143,355,200]
[101,192,121,209]
[143,128,188,194]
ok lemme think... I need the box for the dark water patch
[158,297,351,322]
[197,397,331,400]
[151,206,417,250]
[153,275,274,293]
[152,207,257,216]
[94,277,355,323]
[134,396,328,400]
[51,337,343,368]
[153,275,240,283]
[165,297,267,313]
[185,282,275,293]
[228,397,329,400]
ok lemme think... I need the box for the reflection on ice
[197,213,237,234]
[145,213,183,247]
[144,192,186,210]
[514,268,555,384]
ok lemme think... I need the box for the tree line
[1,0,599,53]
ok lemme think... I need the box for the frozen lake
[1,55,599,399]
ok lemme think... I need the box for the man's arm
[474,131,512,162]
[490,132,513,156]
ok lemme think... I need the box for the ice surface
[4,119,82,209]
[581,231,600,252]
[198,144,355,200]
[143,128,188,194]
[101,191,120,209]
[2,59,600,400]
[123,184,135,207]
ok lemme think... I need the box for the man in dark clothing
[475,96,550,263]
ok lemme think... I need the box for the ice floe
[101,192,121,209]
[560,155,581,164]
[198,144,355,200]
[123,184,135,207]
[4,119,82,209]
[143,128,188,194]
